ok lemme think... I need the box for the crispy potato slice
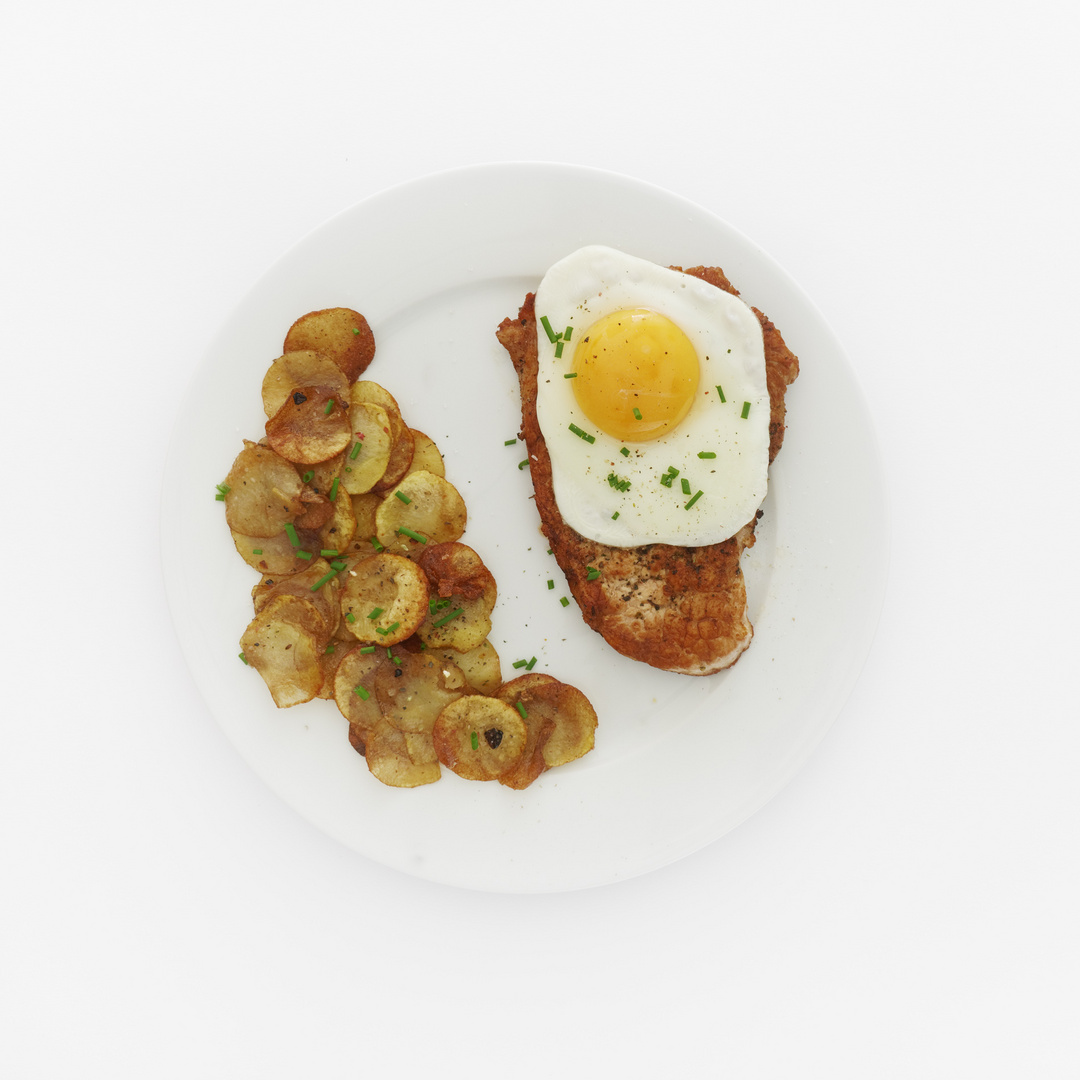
[433,697,527,781]
[350,380,400,414]
[495,674,598,785]
[343,491,383,559]
[265,386,352,465]
[364,720,441,788]
[316,638,351,700]
[370,408,415,494]
[240,595,327,708]
[430,638,502,696]
[283,308,375,384]
[341,402,393,494]
[416,542,496,651]
[252,559,342,638]
[404,430,445,479]
[332,644,387,729]
[338,553,429,646]
[223,441,305,538]
[373,651,466,734]
[316,485,356,555]
[231,528,312,575]
[374,471,467,558]
[262,350,349,419]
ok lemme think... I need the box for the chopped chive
[525,657,537,671]
[216,483,231,495]
[324,399,334,415]
[554,340,564,358]
[296,550,313,560]
[370,536,384,552]
[215,492,226,501]
[330,560,347,572]
[563,326,573,341]
[563,371,578,378]
[321,549,339,557]
[352,327,360,335]
[376,626,388,636]
[324,643,335,654]
[377,621,400,636]
[611,511,620,520]
[432,606,464,627]
[741,401,751,419]
[518,459,529,470]
[632,407,642,420]
[470,730,479,751]
[328,477,339,502]
[586,566,600,581]
[515,701,528,719]
[620,446,630,457]
[360,645,375,653]
[367,607,385,620]
[284,523,300,547]
[685,490,704,510]
[716,385,726,402]
[346,613,356,623]
[504,438,517,446]
[302,470,314,483]
[252,548,263,555]
[394,490,411,504]
[513,659,528,669]
[697,451,716,459]
[310,570,338,591]
[539,315,559,343]
[396,526,428,544]
[560,596,570,607]
[568,423,596,443]
[350,441,362,460]
[547,579,554,590]
[681,478,691,495]
[239,652,248,665]
[354,685,370,701]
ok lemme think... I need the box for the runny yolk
[571,308,700,441]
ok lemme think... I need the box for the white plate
[162,163,888,893]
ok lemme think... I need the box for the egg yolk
[570,308,700,441]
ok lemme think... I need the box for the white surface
[163,164,886,891]
[2,0,1077,1076]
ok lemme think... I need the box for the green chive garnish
[252,548,263,555]
[716,385,726,402]
[330,560,347,572]
[370,536,384,552]
[284,523,300,547]
[431,606,464,628]
[632,407,642,420]
[397,526,427,544]
[518,459,529,470]
[360,644,375,653]
[321,549,339,557]
[513,659,528,669]
[515,701,528,719]
[568,423,595,443]
[324,399,334,415]
[685,490,703,510]
[563,371,578,378]
[611,511,620,520]
[697,451,716,459]
[620,447,630,457]
[394,490,411,504]
[296,550,313,560]
[215,493,226,501]
[329,477,339,502]
[554,340,564,358]
[216,483,231,495]
[354,685,370,701]
[681,478,691,495]
[586,566,600,581]
[302,470,314,483]
[470,731,479,751]
[324,643,335,654]
[310,570,338,591]
[346,613,356,623]
[239,652,248,664]
[540,315,558,343]
[367,607,384,620]
[350,441,362,460]
[741,401,751,419]
[560,596,569,607]
[547,579,554,589]
[504,438,517,446]
[525,657,537,671]
[563,326,573,341]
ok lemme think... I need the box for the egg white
[534,245,770,548]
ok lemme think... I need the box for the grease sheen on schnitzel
[496,264,799,676]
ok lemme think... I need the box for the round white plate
[162,162,888,893]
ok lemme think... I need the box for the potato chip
[364,720,441,788]
[262,350,349,419]
[338,553,429,646]
[240,595,327,708]
[416,542,496,651]
[265,386,352,465]
[283,308,375,384]
[374,651,466,734]
[433,697,527,781]
[224,441,305,538]
[404,430,445,479]
[341,402,393,494]
[374,471,467,558]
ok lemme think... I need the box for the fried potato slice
[338,553,429,646]
[495,674,598,785]
[332,644,387,730]
[240,595,327,708]
[252,558,342,638]
[350,380,400,414]
[404,430,445,479]
[341,402,393,494]
[343,491,383,559]
[262,350,349,419]
[430,638,502,695]
[374,471,467,558]
[265,386,352,465]
[433,697,527,781]
[316,638,351,700]
[416,542,496,651]
[224,440,305,538]
[373,651,466,734]
[371,408,415,494]
[364,720,441,788]
[231,528,313,575]
[283,308,375,384]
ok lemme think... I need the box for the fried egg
[533,245,770,547]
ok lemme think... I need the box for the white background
[2,1,1077,1077]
